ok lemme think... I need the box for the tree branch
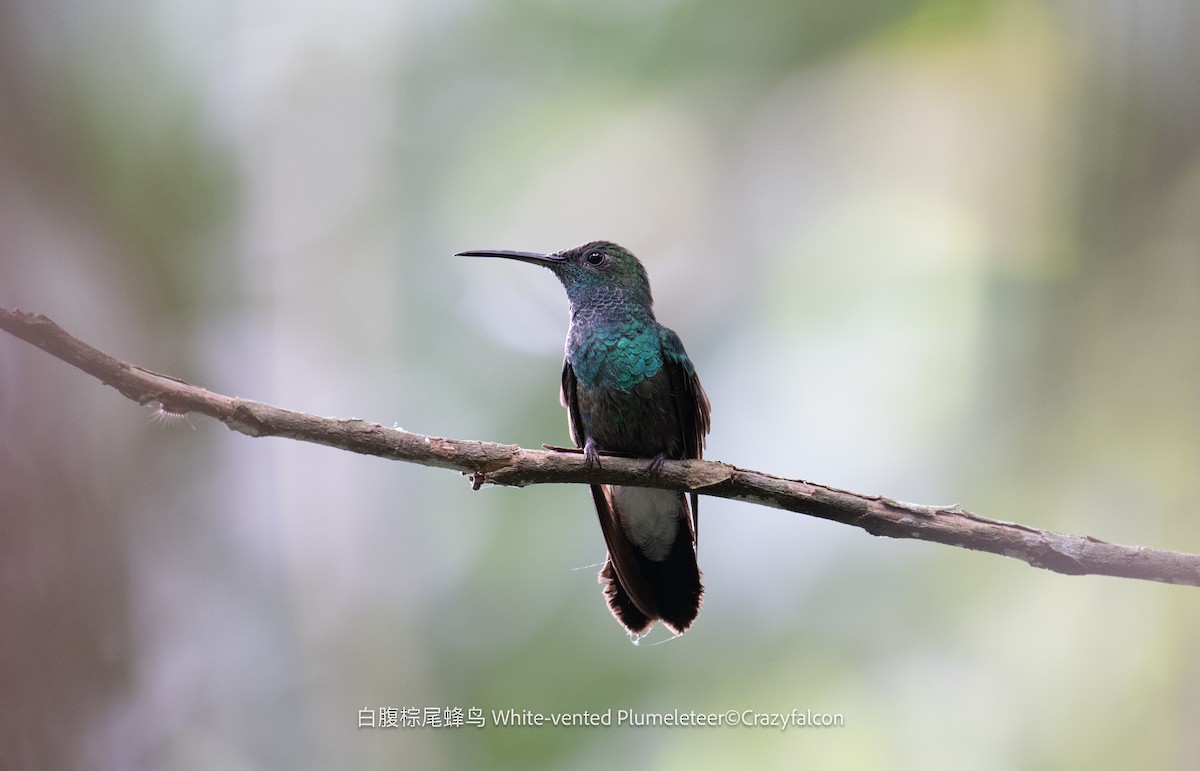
[4,305,1199,587]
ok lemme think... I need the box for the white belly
[610,486,680,561]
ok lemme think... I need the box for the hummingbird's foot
[583,438,601,469]
[646,453,667,474]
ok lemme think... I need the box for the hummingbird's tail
[590,484,703,636]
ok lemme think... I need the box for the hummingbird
[456,241,711,637]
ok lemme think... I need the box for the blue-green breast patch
[571,321,664,392]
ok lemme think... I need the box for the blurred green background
[2,0,1199,768]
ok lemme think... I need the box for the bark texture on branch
[4,306,1198,587]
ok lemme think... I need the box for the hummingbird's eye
[585,250,605,266]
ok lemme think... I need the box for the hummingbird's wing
[560,358,584,446]
[660,328,712,543]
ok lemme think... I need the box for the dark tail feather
[600,557,653,636]
[590,484,704,636]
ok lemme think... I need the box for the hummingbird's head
[456,240,653,311]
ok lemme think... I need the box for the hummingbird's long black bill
[455,249,566,266]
